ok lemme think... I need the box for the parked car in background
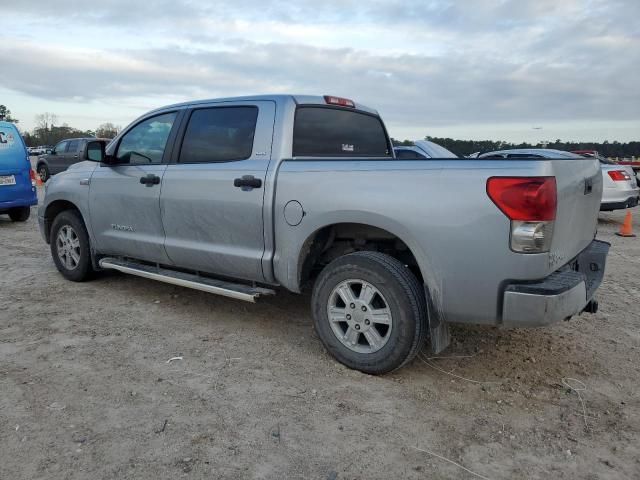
[0,121,38,221]
[478,149,639,211]
[394,140,458,159]
[36,138,107,182]
[571,150,640,189]
[39,94,608,374]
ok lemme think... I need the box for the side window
[395,149,427,159]
[67,140,80,153]
[179,107,258,163]
[506,153,543,159]
[116,112,177,164]
[54,141,68,154]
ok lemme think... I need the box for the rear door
[64,139,82,170]
[161,101,275,282]
[0,124,32,204]
[89,111,181,264]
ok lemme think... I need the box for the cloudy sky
[1,0,638,142]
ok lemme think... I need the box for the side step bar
[98,257,275,303]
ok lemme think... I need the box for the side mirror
[50,149,56,155]
[84,140,116,163]
[84,141,106,162]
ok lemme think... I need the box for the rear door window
[179,107,258,163]
[293,107,390,157]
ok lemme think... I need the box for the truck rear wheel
[311,251,427,374]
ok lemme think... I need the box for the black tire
[50,210,93,282]
[37,163,50,183]
[311,251,428,375]
[8,207,31,222]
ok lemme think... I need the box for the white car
[477,149,639,211]
[394,140,458,159]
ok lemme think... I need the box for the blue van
[0,121,37,222]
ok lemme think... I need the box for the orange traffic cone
[616,210,635,237]
[35,172,43,187]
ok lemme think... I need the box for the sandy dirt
[1,191,638,479]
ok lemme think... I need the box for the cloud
[1,0,638,138]
[2,35,638,126]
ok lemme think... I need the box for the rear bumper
[600,195,638,211]
[501,240,609,327]
[0,195,38,213]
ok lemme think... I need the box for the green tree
[0,105,18,123]
[95,123,120,139]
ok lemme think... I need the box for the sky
[1,0,639,143]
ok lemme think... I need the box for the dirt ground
[1,190,638,479]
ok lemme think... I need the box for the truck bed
[271,156,602,326]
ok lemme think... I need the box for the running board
[98,258,275,303]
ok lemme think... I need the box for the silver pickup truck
[39,94,609,374]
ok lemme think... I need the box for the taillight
[487,177,556,221]
[30,169,37,187]
[324,96,355,108]
[487,177,557,253]
[607,170,630,181]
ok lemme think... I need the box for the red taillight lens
[607,170,630,181]
[324,95,355,108]
[487,177,557,221]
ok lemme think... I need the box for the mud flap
[425,286,450,354]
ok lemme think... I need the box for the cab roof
[149,94,379,116]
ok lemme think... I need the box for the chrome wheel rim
[56,225,81,270]
[327,279,393,354]
[38,166,47,180]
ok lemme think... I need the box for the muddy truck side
[39,94,609,374]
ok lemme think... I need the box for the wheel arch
[289,217,432,294]
[43,200,85,244]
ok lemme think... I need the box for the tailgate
[548,158,602,272]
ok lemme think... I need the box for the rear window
[0,125,25,159]
[293,107,390,157]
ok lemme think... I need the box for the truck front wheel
[311,251,428,374]
[50,210,93,282]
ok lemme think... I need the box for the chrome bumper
[502,240,610,327]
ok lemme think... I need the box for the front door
[161,101,275,282]
[64,139,82,171]
[89,111,180,264]
[49,140,69,174]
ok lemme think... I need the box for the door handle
[140,174,161,186]
[233,175,262,190]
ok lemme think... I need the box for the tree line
[0,105,120,147]
[392,137,640,158]
[2,104,638,157]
